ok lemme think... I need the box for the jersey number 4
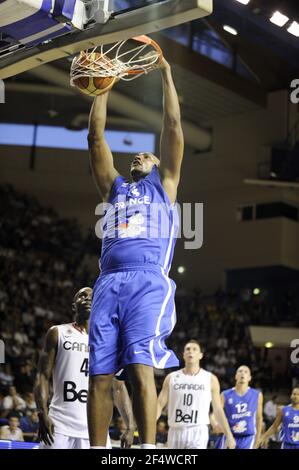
[80,358,89,377]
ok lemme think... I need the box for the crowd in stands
[0,184,298,445]
[0,184,94,442]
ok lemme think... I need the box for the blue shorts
[89,266,179,376]
[281,442,299,449]
[215,434,255,449]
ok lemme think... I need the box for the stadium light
[235,0,250,5]
[177,266,186,274]
[287,21,299,37]
[223,25,238,35]
[270,11,289,27]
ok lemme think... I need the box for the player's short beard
[131,168,147,181]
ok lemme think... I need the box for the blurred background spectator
[19,410,39,442]
[0,414,24,441]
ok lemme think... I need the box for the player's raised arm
[157,374,171,420]
[112,379,135,449]
[34,326,58,446]
[254,392,264,448]
[211,375,236,449]
[260,407,283,448]
[88,93,119,201]
[159,58,184,204]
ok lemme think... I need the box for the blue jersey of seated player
[281,405,299,449]
[216,387,259,449]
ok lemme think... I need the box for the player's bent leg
[87,374,114,447]
[126,364,157,446]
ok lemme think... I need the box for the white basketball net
[70,35,162,86]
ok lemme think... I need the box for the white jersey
[49,323,89,438]
[168,368,212,428]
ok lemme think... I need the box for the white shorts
[167,425,209,449]
[40,432,112,449]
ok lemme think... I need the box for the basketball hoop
[70,35,163,88]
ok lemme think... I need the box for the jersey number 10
[183,393,193,406]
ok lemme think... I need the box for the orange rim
[73,35,162,78]
[125,35,163,75]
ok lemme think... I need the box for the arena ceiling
[1,0,298,142]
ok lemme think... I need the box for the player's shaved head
[72,287,92,323]
[73,286,92,303]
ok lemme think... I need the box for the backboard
[0,0,213,79]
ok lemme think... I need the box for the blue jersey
[223,387,259,437]
[100,166,179,274]
[281,405,299,446]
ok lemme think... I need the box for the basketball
[72,52,117,96]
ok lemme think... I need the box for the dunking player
[87,56,184,449]
[156,340,236,449]
[216,365,263,449]
[35,287,134,449]
[260,387,299,449]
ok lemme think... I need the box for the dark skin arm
[34,326,58,446]
[159,58,184,204]
[260,407,283,448]
[112,379,135,448]
[88,93,119,201]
